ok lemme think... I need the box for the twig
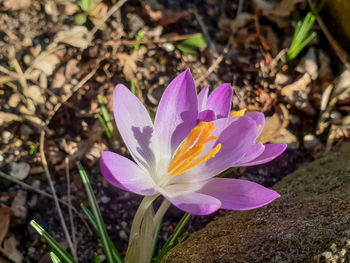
[195,44,231,84]
[89,0,127,39]
[101,33,201,46]
[237,0,244,16]
[0,64,19,78]
[0,170,92,234]
[65,158,77,260]
[193,9,218,54]
[8,47,29,96]
[40,131,75,256]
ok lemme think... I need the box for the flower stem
[125,195,159,263]
[153,198,171,226]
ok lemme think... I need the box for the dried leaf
[0,207,11,247]
[2,0,31,10]
[281,73,316,116]
[32,53,60,76]
[0,236,23,263]
[144,4,190,27]
[116,53,137,81]
[54,26,89,49]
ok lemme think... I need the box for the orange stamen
[168,122,221,177]
[232,108,247,117]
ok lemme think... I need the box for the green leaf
[176,34,207,56]
[30,220,77,263]
[74,13,87,25]
[287,11,317,61]
[77,162,123,263]
[81,204,123,262]
[97,95,114,135]
[94,253,101,263]
[181,35,207,49]
[78,0,97,13]
[155,213,192,263]
[50,252,62,263]
[176,44,197,56]
[130,79,137,95]
[97,114,113,140]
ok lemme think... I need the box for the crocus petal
[236,142,265,165]
[245,111,265,137]
[154,69,198,156]
[206,83,233,118]
[100,151,157,196]
[113,84,156,170]
[197,110,216,122]
[197,86,209,112]
[176,116,258,183]
[238,143,287,167]
[199,178,280,210]
[164,191,221,215]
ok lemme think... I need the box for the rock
[164,143,350,263]
[119,230,128,241]
[8,94,21,108]
[20,124,34,140]
[11,190,27,220]
[162,43,175,52]
[101,195,110,204]
[303,134,321,150]
[2,131,13,144]
[275,73,290,85]
[305,48,318,80]
[27,85,45,104]
[10,162,30,181]
[322,0,350,52]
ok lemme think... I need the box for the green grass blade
[81,204,123,262]
[77,162,123,263]
[94,253,101,263]
[151,218,163,261]
[155,213,192,263]
[288,32,317,60]
[287,12,316,61]
[97,95,114,134]
[289,21,303,51]
[97,114,113,140]
[50,252,62,263]
[81,203,98,230]
[130,79,137,95]
[30,220,77,263]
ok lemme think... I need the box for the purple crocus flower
[100,69,286,215]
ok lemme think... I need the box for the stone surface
[164,143,350,263]
[323,0,350,52]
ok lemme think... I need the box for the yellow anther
[257,124,262,131]
[232,108,247,117]
[168,122,221,177]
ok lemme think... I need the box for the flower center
[167,122,221,177]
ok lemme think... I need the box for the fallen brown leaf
[281,73,316,116]
[0,207,11,247]
[116,53,137,81]
[54,26,89,49]
[2,0,31,10]
[0,236,23,263]
[143,3,190,27]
